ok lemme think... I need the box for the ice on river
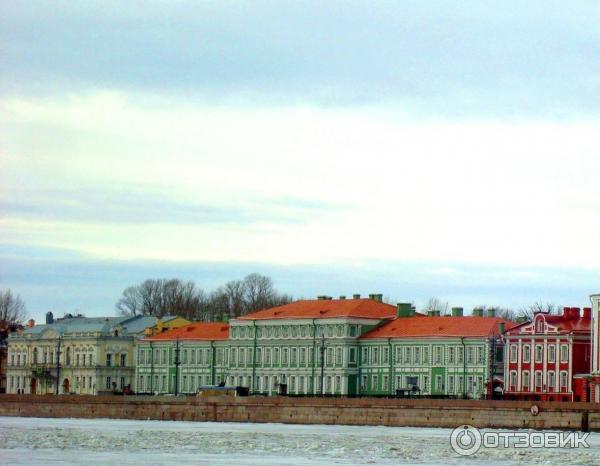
[0,416,598,465]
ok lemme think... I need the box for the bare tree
[116,279,205,320]
[116,274,293,322]
[0,289,27,325]
[424,297,449,315]
[517,301,560,321]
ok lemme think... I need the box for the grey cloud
[2,1,600,116]
[0,188,346,225]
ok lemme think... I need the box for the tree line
[115,273,293,321]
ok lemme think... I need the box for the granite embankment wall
[1,395,599,431]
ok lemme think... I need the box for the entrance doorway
[62,378,70,394]
[30,378,37,394]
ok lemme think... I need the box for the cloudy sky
[2,1,600,321]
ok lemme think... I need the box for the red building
[503,307,591,402]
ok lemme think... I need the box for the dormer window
[535,319,544,333]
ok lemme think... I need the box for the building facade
[6,312,181,395]
[503,307,592,402]
[589,294,600,402]
[133,297,512,399]
[135,322,229,395]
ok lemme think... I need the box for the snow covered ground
[0,416,598,465]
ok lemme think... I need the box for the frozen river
[0,416,598,465]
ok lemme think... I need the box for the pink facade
[503,308,591,402]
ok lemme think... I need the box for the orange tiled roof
[360,316,517,339]
[144,322,229,341]
[238,299,398,321]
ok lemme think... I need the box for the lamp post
[319,333,325,396]
[174,338,180,396]
[55,336,62,395]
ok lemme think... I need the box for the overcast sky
[2,1,600,321]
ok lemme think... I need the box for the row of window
[361,345,487,366]
[508,370,569,392]
[138,346,358,368]
[230,324,359,340]
[508,344,569,364]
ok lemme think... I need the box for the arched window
[66,347,71,366]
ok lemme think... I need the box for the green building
[133,297,510,398]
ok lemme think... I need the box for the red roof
[361,316,516,339]
[144,322,229,341]
[238,299,398,321]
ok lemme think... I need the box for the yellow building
[6,313,185,395]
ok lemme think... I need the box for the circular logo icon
[450,424,482,456]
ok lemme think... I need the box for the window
[291,348,297,365]
[535,371,542,390]
[382,375,388,391]
[33,348,38,364]
[467,347,474,364]
[326,347,333,366]
[361,375,367,391]
[536,319,544,333]
[423,375,430,393]
[432,375,441,392]
[106,354,112,367]
[372,347,379,364]
[548,345,556,363]
[456,347,462,364]
[548,371,555,390]
[523,345,531,363]
[414,347,420,364]
[560,345,569,362]
[434,346,442,365]
[560,371,568,391]
[371,375,377,391]
[535,346,543,363]
[467,376,474,393]
[362,348,368,364]
[349,348,356,363]
[182,350,188,365]
[382,347,389,364]
[240,348,246,366]
[522,371,530,390]
[477,346,485,364]
[106,377,111,389]
[448,347,455,364]
[509,371,517,390]
[509,344,518,363]
[120,354,126,367]
[336,347,343,365]
[448,376,455,393]
[404,347,411,364]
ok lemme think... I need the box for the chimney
[498,322,505,334]
[396,303,412,318]
[339,295,346,300]
[516,316,528,324]
[353,294,361,299]
[584,307,592,320]
[487,308,496,318]
[427,310,436,317]
[46,312,54,324]
[473,308,484,317]
[451,307,463,317]
[27,319,35,328]
[571,307,581,319]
